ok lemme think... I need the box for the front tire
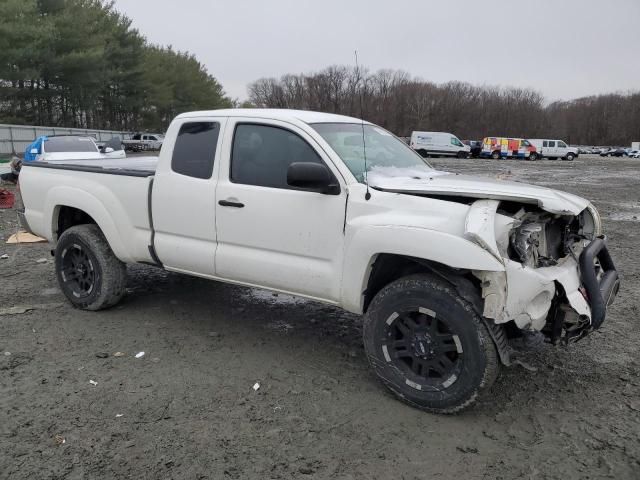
[528,153,538,161]
[491,151,501,160]
[55,224,127,311]
[363,274,499,414]
[564,153,575,161]
[457,151,468,159]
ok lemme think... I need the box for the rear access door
[151,116,227,276]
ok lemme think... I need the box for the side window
[549,141,556,147]
[133,134,141,140]
[231,124,323,189]
[171,122,220,179]
[450,137,462,147]
[543,141,548,147]
[558,141,567,148]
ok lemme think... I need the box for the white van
[410,131,471,158]
[528,139,578,161]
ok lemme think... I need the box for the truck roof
[175,109,368,125]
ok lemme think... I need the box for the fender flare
[45,186,132,262]
[340,225,505,314]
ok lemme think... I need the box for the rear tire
[55,224,127,311]
[363,274,500,414]
[491,151,501,160]
[417,149,429,158]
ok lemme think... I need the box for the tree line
[0,0,231,132]
[248,66,640,146]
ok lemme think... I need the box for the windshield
[311,123,432,182]
[44,136,98,153]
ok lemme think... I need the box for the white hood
[367,167,589,215]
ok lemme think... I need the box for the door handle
[218,199,244,208]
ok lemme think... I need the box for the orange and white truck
[480,137,539,160]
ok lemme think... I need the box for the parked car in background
[480,137,539,160]
[602,148,627,157]
[410,131,470,158]
[463,140,483,158]
[599,148,613,157]
[24,135,126,163]
[122,133,164,152]
[628,150,640,158]
[528,139,578,161]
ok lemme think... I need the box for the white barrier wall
[0,124,131,156]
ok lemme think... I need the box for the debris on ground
[115,414,124,418]
[6,231,46,244]
[135,352,145,359]
[456,446,479,454]
[113,352,125,357]
[95,352,109,358]
[35,258,48,264]
[3,351,11,356]
[0,303,62,316]
[89,380,98,386]
[253,382,260,391]
[0,253,8,259]
[53,435,65,446]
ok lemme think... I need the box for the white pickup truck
[18,109,619,414]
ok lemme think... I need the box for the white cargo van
[528,139,578,161]
[410,131,471,158]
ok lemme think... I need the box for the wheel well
[56,206,97,240]
[363,253,481,313]
[363,253,513,366]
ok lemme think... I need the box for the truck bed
[20,158,156,264]
[24,156,158,176]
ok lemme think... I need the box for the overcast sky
[113,0,640,102]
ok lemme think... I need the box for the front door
[214,119,347,302]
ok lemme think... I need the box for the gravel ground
[1,155,639,479]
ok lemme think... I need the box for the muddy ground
[1,155,639,479]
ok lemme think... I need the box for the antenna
[355,50,371,201]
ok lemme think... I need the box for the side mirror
[287,162,339,195]
[30,148,38,154]
[104,147,114,153]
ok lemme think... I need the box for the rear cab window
[171,122,220,179]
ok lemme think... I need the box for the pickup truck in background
[18,109,619,414]
[121,133,164,152]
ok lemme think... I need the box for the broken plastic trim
[579,236,619,330]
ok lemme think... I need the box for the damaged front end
[468,200,620,345]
